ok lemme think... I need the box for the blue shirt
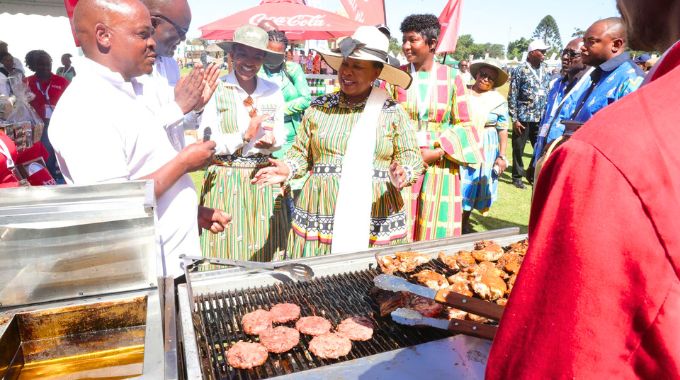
[572,52,644,123]
[508,61,551,123]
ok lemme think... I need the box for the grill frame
[179,229,524,379]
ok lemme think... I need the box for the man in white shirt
[137,0,219,152]
[49,0,230,278]
[0,41,25,75]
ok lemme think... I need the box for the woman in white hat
[460,59,510,233]
[198,25,289,262]
[253,26,423,258]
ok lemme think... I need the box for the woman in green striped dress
[253,26,423,258]
[198,25,290,261]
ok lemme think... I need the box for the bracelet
[497,155,508,163]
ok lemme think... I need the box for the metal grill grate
[192,267,454,379]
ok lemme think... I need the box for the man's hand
[495,156,508,175]
[175,67,204,114]
[198,206,231,234]
[178,140,216,173]
[251,158,290,186]
[420,147,445,165]
[513,120,525,134]
[389,161,407,189]
[195,63,220,112]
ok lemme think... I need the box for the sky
[187,0,620,47]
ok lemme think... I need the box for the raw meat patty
[295,316,332,336]
[227,341,268,369]
[242,309,273,335]
[308,333,352,359]
[269,303,301,323]
[336,316,374,341]
[258,326,300,353]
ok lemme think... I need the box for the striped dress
[461,89,510,214]
[283,92,423,258]
[199,80,290,262]
[390,62,483,240]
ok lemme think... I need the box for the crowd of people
[1,0,679,376]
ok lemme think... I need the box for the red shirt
[0,133,19,187]
[26,74,69,120]
[486,42,680,379]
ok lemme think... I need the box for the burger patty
[242,309,273,335]
[269,303,301,324]
[295,316,332,336]
[258,326,300,353]
[227,341,268,369]
[336,316,374,341]
[308,333,352,359]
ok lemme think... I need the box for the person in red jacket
[486,1,680,378]
[25,50,69,182]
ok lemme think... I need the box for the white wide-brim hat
[315,26,412,89]
[218,25,284,66]
[470,59,509,88]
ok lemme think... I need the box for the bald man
[488,0,680,376]
[49,0,229,278]
[137,0,219,152]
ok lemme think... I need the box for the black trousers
[511,121,540,180]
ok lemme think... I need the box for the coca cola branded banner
[339,0,385,26]
[64,0,80,46]
[249,13,327,28]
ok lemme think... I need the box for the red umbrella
[199,0,365,41]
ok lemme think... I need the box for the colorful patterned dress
[391,62,483,240]
[198,74,290,262]
[461,89,510,214]
[283,92,423,258]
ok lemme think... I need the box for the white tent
[0,0,78,74]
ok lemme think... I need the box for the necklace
[243,96,257,117]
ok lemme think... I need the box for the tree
[532,15,562,53]
[388,37,402,56]
[450,34,504,60]
[507,37,530,60]
[572,27,585,38]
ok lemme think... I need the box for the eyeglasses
[562,49,581,58]
[151,14,188,38]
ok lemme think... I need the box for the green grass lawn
[190,143,534,234]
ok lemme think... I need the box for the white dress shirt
[199,72,285,156]
[49,57,200,278]
[136,55,201,152]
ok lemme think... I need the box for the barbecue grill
[0,181,177,379]
[179,228,524,379]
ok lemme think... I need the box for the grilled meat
[295,316,332,336]
[336,316,374,341]
[227,341,268,369]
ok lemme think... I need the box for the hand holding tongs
[373,274,504,340]
[181,255,314,281]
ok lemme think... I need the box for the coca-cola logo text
[249,13,327,28]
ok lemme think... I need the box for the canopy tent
[199,0,365,41]
[0,0,66,16]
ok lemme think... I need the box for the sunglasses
[562,49,581,58]
[478,71,496,82]
[151,14,188,38]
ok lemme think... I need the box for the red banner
[339,0,385,26]
[64,0,80,46]
[436,0,464,54]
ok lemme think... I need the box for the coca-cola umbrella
[199,0,366,41]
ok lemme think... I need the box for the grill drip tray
[0,296,147,379]
[192,268,453,379]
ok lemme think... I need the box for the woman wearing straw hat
[460,59,510,233]
[253,26,423,258]
[198,25,289,262]
[391,14,483,241]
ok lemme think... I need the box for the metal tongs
[373,274,504,340]
[181,255,315,282]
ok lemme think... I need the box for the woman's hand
[494,156,508,175]
[254,132,275,149]
[251,158,290,186]
[197,206,232,234]
[420,147,445,165]
[244,114,268,142]
[389,162,407,189]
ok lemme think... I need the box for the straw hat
[218,25,283,66]
[470,59,509,88]
[315,26,412,89]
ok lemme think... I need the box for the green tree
[507,37,530,60]
[572,27,585,38]
[388,37,402,56]
[532,15,562,53]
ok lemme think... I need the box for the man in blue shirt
[570,18,643,123]
[533,38,593,166]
